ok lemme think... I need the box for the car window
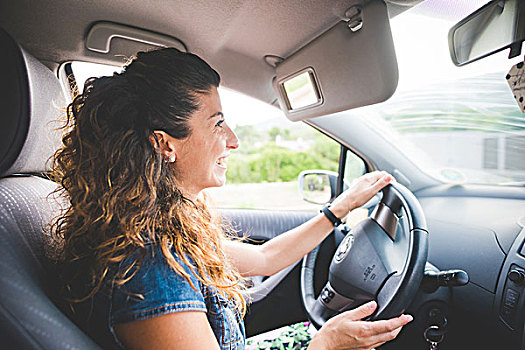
[348,3,525,186]
[70,61,123,93]
[207,122,346,211]
[66,61,366,211]
[344,148,366,184]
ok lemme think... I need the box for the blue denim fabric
[203,285,246,349]
[108,244,245,349]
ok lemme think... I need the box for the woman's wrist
[329,193,357,220]
[309,321,340,350]
[330,205,347,221]
[329,200,353,221]
[308,331,330,350]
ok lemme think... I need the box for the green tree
[227,125,341,184]
[234,125,264,153]
[268,126,291,141]
[268,127,281,141]
[227,142,339,184]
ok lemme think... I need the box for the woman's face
[170,86,239,199]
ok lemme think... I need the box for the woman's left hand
[329,171,393,219]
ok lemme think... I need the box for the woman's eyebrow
[208,111,223,119]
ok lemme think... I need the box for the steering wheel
[301,182,428,329]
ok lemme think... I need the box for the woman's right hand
[308,301,412,350]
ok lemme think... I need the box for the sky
[391,0,523,93]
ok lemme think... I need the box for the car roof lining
[0,0,422,106]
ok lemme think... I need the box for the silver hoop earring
[168,154,176,163]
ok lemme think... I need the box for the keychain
[424,325,444,350]
[506,57,525,113]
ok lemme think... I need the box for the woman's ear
[149,130,177,162]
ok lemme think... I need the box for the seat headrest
[0,28,68,177]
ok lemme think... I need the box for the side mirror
[298,170,348,204]
[449,0,525,66]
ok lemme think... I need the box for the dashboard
[414,184,525,348]
[224,184,525,348]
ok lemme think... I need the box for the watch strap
[320,204,342,227]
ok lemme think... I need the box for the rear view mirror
[298,170,337,204]
[449,0,525,66]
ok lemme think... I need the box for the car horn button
[334,233,354,263]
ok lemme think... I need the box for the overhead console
[273,0,398,121]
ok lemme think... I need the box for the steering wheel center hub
[329,218,396,304]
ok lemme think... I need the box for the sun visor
[273,0,398,121]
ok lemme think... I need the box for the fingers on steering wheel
[364,324,405,349]
[376,172,392,186]
[351,314,412,345]
[365,172,391,197]
[344,300,377,321]
[363,170,384,181]
[370,315,413,334]
[357,318,409,349]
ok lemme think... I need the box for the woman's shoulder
[118,242,203,293]
[126,242,200,278]
[110,243,207,325]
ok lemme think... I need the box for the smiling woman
[67,60,347,212]
[50,47,410,350]
[53,48,248,349]
[149,86,240,197]
[5,0,525,349]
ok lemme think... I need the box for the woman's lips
[216,155,228,169]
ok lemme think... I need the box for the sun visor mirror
[281,68,323,111]
[273,0,398,122]
[449,0,525,66]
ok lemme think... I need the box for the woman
[52,48,412,350]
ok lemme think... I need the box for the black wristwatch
[320,204,342,227]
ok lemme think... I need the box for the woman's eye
[215,119,225,128]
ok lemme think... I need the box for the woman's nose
[225,123,239,149]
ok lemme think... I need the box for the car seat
[0,27,101,349]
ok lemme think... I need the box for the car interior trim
[245,261,300,303]
[0,28,66,177]
[370,202,398,240]
[335,145,348,196]
[0,28,102,348]
[0,28,30,175]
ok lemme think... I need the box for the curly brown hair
[51,48,246,315]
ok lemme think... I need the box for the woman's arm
[115,311,220,350]
[115,302,411,350]
[224,171,392,277]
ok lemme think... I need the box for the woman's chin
[210,176,227,188]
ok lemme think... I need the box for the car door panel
[221,209,316,241]
[221,209,330,337]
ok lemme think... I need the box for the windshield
[354,0,525,185]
